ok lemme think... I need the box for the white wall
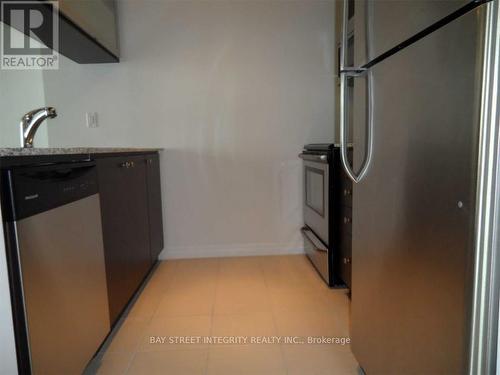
[0,23,48,148]
[43,0,336,258]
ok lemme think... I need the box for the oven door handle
[298,153,328,163]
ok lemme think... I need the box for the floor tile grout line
[204,257,221,375]
[262,257,289,375]
[123,260,181,375]
[121,313,153,374]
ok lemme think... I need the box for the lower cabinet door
[97,155,152,325]
[145,154,164,262]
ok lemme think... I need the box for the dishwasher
[1,161,110,374]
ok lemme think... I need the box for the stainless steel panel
[16,194,110,374]
[303,160,329,245]
[354,0,469,66]
[469,2,500,373]
[302,227,329,284]
[351,5,485,375]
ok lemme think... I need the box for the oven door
[301,155,329,245]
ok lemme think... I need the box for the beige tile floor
[90,255,358,375]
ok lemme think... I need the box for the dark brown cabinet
[97,153,163,325]
[333,150,353,290]
[145,154,164,262]
[59,0,120,61]
[338,193,352,289]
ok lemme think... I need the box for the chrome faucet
[20,107,57,148]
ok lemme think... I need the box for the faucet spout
[20,107,57,148]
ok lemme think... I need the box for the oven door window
[305,166,325,216]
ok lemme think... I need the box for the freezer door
[354,0,470,66]
[350,4,485,375]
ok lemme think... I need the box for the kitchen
[0,0,499,374]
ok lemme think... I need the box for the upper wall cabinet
[1,0,119,64]
[58,0,119,63]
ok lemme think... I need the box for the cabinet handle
[343,217,351,224]
[343,257,351,264]
[147,159,153,165]
[343,189,351,196]
[120,161,135,168]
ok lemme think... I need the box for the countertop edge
[0,148,163,168]
[0,147,163,157]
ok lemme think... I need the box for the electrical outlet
[85,112,99,128]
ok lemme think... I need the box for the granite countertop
[0,148,163,168]
[0,147,163,157]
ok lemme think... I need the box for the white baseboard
[159,242,305,260]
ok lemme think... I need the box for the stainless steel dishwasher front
[2,161,110,374]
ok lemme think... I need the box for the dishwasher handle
[17,161,96,182]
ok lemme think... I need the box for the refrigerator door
[350,3,485,375]
[354,0,470,65]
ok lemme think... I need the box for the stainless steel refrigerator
[337,0,495,373]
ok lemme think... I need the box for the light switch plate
[86,112,99,128]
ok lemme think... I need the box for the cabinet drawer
[339,234,352,261]
[339,174,353,208]
[338,233,352,288]
[340,206,352,236]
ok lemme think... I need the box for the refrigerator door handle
[339,0,374,184]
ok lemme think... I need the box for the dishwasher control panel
[1,161,98,221]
